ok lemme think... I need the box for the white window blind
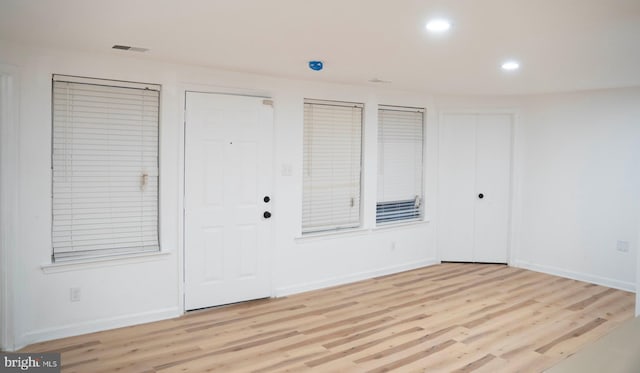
[52,75,160,261]
[377,105,424,223]
[303,99,363,233]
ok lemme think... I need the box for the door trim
[435,109,519,265]
[181,89,276,311]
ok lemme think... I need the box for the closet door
[438,113,512,263]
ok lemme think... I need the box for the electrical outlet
[70,287,81,302]
[391,241,397,251]
[616,240,629,253]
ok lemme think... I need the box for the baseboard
[14,307,182,352]
[274,258,440,297]
[514,260,635,292]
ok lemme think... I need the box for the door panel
[438,114,477,261]
[203,228,224,281]
[204,143,224,205]
[474,114,512,263]
[184,92,273,310]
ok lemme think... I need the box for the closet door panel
[473,114,512,263]
[438,114,476,261]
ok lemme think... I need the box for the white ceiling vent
[369,78,392,84]
[112,45,149,52]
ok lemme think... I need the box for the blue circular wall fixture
[308,60,324,71]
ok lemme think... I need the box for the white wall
[0,41,441,350]
[0,45,185,351]
[2,40,638,350]
[515,88,640,291]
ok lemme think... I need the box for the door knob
[478,193,484,199]
[263,211,272,219]
[264,196,271,203]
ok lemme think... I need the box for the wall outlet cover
[70,287,81,302]
[616,240,630,253]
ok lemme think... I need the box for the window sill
[373,218,431,231]
[295,227,370,243]
[41,250,172,274]
[294,218,431,243]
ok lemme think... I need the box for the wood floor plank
[18,263,634,372]
[321,314,430,349]
[582,292,635,322]
[496,308,590,359]
[354,326,460,364]
[453,353,497,372]
[365,339,458,373]
[306,327,424,368]
[351,327,465,372]
[534,317,608,355]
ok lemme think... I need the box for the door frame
[179,86,276,312]
[435,108,521,265]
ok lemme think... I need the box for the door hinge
[262,99,274,106]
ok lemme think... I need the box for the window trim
[41,250,171,274]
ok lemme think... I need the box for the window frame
[302,98,364,234]
[50,74,161,262]
[376,104,426,225]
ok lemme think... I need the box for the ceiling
[1,0,639,95]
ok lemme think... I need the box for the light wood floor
[22,263,635,372]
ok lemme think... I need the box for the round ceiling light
[426,19,451,32]
[501,61,520,71]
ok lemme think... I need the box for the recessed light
[501,61,520,71]
[426,19,451,32]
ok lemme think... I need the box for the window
[302,99,363,233]
[51,75,160,261]
[377,105,424,224]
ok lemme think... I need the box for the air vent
[369,78,392,84]
[112,45,149,52]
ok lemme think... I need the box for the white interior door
[438,113,512,263]
[184,92,273,310]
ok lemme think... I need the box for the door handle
[263,211,272,219]
[478,193,484,199]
